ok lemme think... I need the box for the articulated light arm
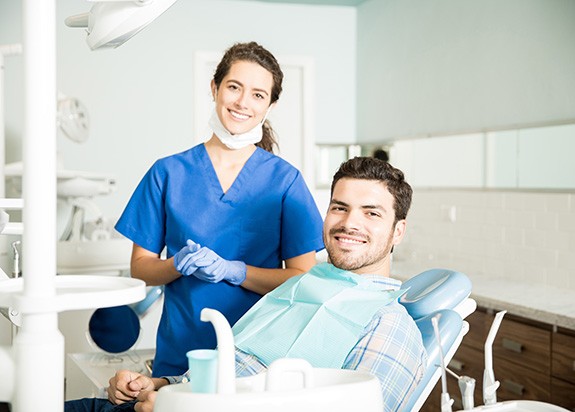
[65,0,178,50]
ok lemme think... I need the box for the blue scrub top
[115,144,324,376]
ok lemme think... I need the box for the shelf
[57,239,132,274]
[0,275,145,314]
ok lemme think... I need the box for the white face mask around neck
[208,109,265,150]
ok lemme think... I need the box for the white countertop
[392,263,575,331]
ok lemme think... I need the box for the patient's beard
[325,229,394,272]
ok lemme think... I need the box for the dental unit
[432,309,569,412]
[156,268,479,412]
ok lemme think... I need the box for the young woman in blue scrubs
[115,42,324,377]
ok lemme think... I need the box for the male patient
[66,157,427,412]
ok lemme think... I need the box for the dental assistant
[114,42,324,377]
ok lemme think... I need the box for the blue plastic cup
[186,349,218,393]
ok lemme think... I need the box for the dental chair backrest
[399,268,477,412]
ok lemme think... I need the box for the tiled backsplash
[392,189,575,290]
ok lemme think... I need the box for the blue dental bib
[232,263,405,368]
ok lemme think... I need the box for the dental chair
[155,268,476,412]
[399,268,477,411]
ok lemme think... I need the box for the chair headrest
[399,268,472,320]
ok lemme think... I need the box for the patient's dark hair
[331,157,412,222]
[213,41,283,153]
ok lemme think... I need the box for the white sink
[155,365,383,412]
[460,401,571,412]
[154,309,383,412]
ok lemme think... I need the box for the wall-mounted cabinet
[316,123,575,191]
[382,122,575,191]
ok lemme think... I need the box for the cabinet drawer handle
[449,358,464,372]
[502,380,524,396]
[502,338,523,353]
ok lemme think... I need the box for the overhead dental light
[65,0,178,50]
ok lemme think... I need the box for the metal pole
[13,1,63,411]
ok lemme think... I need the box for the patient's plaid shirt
[165,275,427,412]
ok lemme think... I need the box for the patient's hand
[108,370,155,405]
[134,390,157,412]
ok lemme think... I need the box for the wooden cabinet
[551,377,575,411]
[551,329,575,411]
[493,315,552,402]
[419,307,575,411]
[552,330,575,384]
[495,356,550,401]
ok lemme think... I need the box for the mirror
[316,122,575,191]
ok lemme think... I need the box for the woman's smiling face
[211,60,274,136]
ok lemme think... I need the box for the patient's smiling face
[323,178,406,276]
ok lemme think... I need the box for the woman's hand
[189,247,247,285]
[174,239,247,285]
[173,239,202,276]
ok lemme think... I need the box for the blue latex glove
[188,247,247,285]
[173,239,202,276]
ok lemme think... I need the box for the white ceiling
[243,0,367,6]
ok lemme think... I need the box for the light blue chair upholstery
[399,269,476,412]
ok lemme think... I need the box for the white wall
[393,189,575,290]
[0,0,356,220]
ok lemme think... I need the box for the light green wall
[356,0,575,142]
[0,0,356,218]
